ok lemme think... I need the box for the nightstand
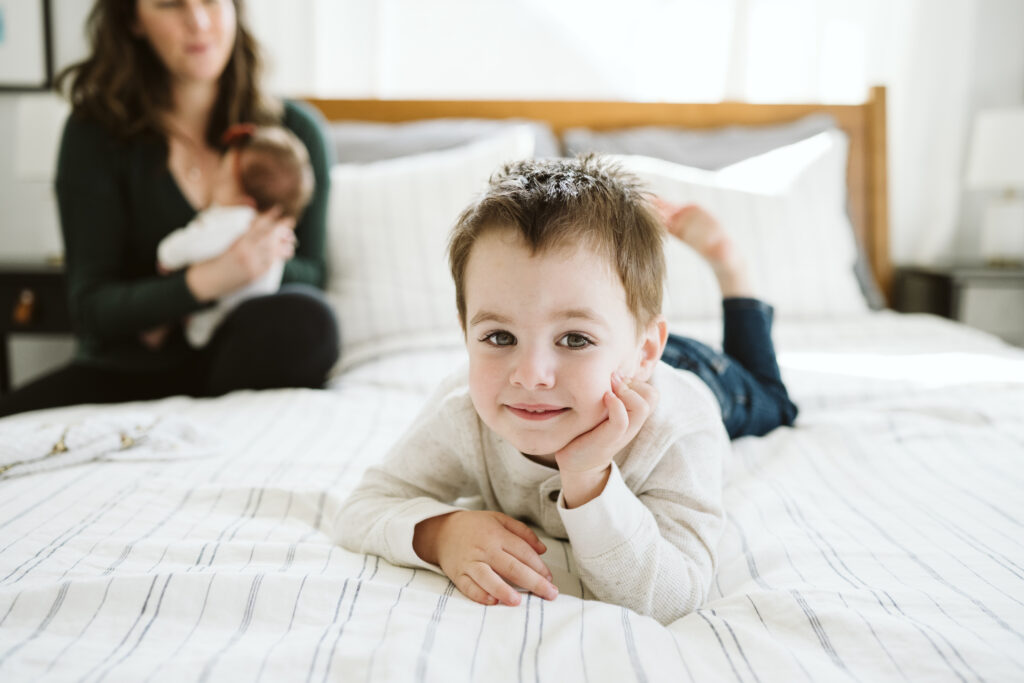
[893,264,1024,346]
[0,261,72,394]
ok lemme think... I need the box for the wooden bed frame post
[866,85,892,302]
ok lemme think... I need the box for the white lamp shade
[965,107,1024,190]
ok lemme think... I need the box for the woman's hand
[185,207,295,302]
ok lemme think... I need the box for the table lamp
[965,107,1024,266]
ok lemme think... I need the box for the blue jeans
[660,298,798,439]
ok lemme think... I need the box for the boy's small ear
[637,315,668,381]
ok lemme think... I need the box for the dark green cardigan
[54,100,334,371]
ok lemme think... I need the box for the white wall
[956,0,1024,258]
[1,0,89,260]
[249,0,739,101]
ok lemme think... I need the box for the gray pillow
[329,118,561,163]
[563,113,838,170]
[564,113,884,308]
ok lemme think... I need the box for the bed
[2,88,1023,682]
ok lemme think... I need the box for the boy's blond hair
[236,126,315,218]
[448,155,665,332]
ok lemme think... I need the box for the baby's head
[448,155,669,458]
[215,124,315,218]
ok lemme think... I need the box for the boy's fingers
[453,573,498,606]
[603,386,629,434]
[614,376,656,418]
[493,554,558,602]
[629,380,659,412]
[469,562,521,606]
[503,535,554,583]
[626,384,659,426]
[496,514,547,554]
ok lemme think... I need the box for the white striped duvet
[1,312,1022,682]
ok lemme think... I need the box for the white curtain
[248,0,1024,266]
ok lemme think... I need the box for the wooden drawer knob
[12,289,37,326]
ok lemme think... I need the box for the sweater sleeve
[281,100,333,288]
[556,421,727,625]
[335,377,480,573]
[55,115,206,338]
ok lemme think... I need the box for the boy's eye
[482,331,516,347]
[558,333,593,349]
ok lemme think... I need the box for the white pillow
[326,126,535,368]
[615,129,869,321]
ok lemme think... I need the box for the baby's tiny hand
[422,510,558,607]
[139,325,170,350]
[555,374,659,506]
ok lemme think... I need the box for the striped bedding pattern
[1,312,1022,682]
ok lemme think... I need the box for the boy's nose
[510,346,556,389]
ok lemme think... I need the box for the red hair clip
[221,123,257,147]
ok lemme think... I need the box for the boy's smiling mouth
[506,404,570,421]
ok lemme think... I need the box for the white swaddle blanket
[157,205,284,348]
[0,412,220,478]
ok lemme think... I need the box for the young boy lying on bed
[339,156,796,624]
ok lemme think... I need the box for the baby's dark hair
[229,125,314,218]
[448,155,665,331]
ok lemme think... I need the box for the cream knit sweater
[337,361,727,625]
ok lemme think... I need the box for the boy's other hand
[555,374,659,508]
[413,510,558,607]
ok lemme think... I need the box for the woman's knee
[207,286,340,392]
[272,284,340,358]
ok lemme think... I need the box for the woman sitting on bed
[0,0,338,419]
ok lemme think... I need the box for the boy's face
[463,228,665,461]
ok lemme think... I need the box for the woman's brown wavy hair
[54,0,281,146]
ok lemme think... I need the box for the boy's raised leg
[652,198,753,298]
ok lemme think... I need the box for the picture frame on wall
[0,0,53,91]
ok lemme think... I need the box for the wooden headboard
[305,86,891,301]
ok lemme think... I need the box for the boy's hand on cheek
[414,510,558,607]
[555,374,659,508]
